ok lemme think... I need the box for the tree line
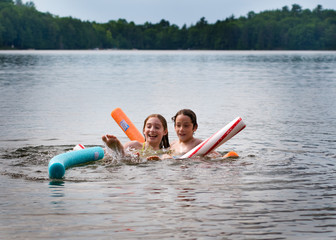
[1,0,335,50]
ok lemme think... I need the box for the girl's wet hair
[143,114,170,149]
[172,109,198,128]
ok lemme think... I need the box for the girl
[102,114,170,160]
[170,109,220,157]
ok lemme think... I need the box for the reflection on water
[49,181,65,199]
[1,50,336,239]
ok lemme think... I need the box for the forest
[1,0,336,50]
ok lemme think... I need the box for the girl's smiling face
[174,114,197,142]
[143,117,167,149]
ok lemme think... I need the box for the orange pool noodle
[223,151,239,158]
[111,108,145,143]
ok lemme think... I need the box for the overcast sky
[23,0,336,26]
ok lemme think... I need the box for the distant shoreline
[1,2,335,50]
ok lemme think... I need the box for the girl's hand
[102,134,123,152]
[161,154,172,159]
[146,155,161,161]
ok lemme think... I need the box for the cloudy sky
[24,0,336,26]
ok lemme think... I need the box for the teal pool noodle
[48,147,104,179]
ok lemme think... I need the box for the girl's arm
[124,140,142,151]
[102,134,125,155]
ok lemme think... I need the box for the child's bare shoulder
[193,138,203,146]
[124,140,142,150]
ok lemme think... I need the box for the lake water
[1,50,336,239]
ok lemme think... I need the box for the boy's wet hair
[172,109,198,128]
[143,114,170,149]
